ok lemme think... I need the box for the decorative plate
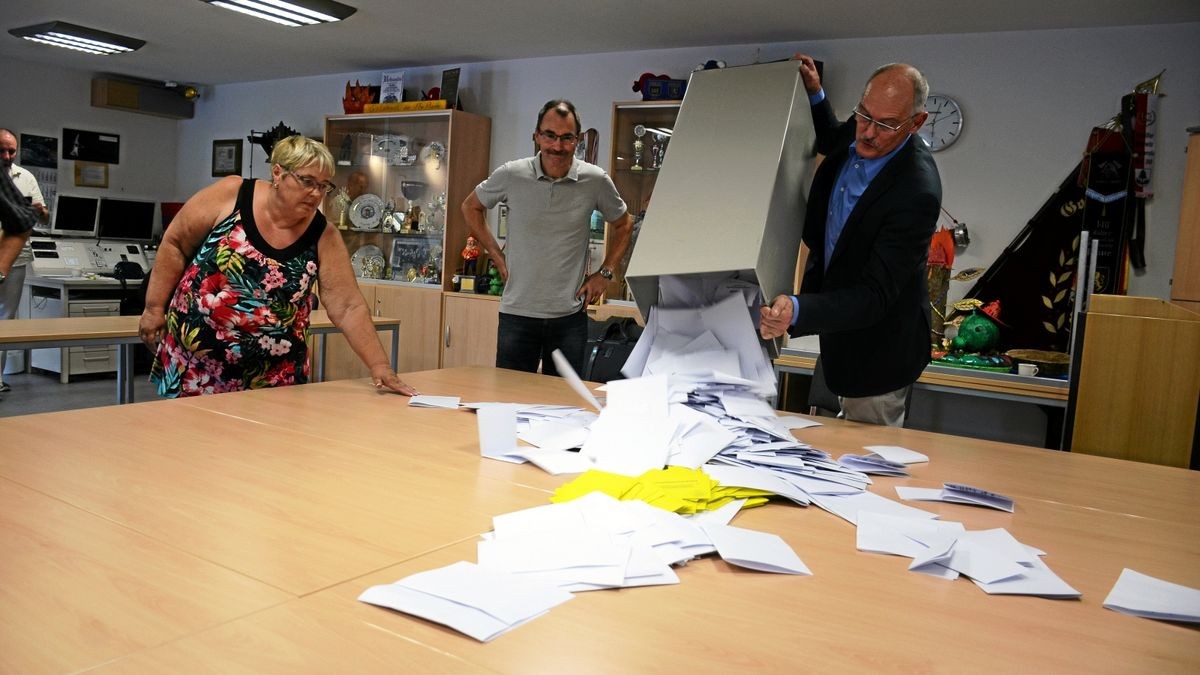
[349,193,384,230]
[419,141,446,165]
[351,244,386,279]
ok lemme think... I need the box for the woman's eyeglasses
[285,170,337,194]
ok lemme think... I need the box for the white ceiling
[2,0,1198,87]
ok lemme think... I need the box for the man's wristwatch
[0,270,6,285]
[597,267,613,280]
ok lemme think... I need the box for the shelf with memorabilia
[606,100,681,302]
[323,109,491,289]
[319,110,491,379]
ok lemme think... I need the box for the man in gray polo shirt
[462,99,633,376]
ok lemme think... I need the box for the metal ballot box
[624,60,817,357]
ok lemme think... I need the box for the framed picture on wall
[73,161,108,188]
[212,138,243,177]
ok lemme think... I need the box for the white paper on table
[703,463,811,505]
[518,419,589,452]
[911,537,1027,584]
[1103,568,1200,621]
[398,561,574,623]
[358,582,526,642]
[359,561,573,640]
[492,501,587,539]
[974,554,1080,598]
[895,484,1014,512]
[778,415,822,430]
[784,472,864,496]
[476,404,526,464]
[700,522,812,575]
[620,500,710,548]
[408,394,462,408]
[863,445,929,464]
[477,529,630,586]
[838,454,910,476]
[512,446,591,475]
[570,491,651,535]
[894,486,944,502]
[689,498,747,527]
[603,375,669,417]
[580,410,674,477]
[855,511,965,558]
[960,529,1038,565]
[668,417,738,469]
[943,483,1014,512]
[811,490,940,525]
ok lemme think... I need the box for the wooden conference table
[0,367,1197,673]
[0,310,400,404]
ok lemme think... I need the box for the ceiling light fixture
[8,21,145,55]
[199,0,357,27]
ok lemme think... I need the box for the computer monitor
[97,197,156,242]
[49,194,99,238]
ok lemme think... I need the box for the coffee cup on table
[1017,363,1039,377]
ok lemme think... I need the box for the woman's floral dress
[151,179,327,397]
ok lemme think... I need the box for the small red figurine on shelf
[461,235,480,276]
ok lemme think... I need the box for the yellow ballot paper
[553,466,774,514]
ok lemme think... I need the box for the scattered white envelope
[476,404,526,464]
[703,463,812,505]
[777,415,822,430]
[855,511,964,559]
[700,522,812,575]
[863,445,929,464]
[581,410,675,477]
[408,394,462,409]
[811,490,939,525]
[518,420,589,452]
[973,554,1081,598]
[1103,568,1200,622]
[358,561,573,642]
[515,446,591,475]
[838,454,910,476]
[895,484,1015,513]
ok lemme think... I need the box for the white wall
[178,22,1200,302]
[1,55,180,233]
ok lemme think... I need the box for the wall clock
[918,94,963,152]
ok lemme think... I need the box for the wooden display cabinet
[606,100,681,301]
[440,292,500,368]
[320,110,491,378]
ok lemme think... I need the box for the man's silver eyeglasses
[285,171,337,194]
[851,106,917,134]
[537,130,580,145]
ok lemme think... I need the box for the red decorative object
[342,80,375,114]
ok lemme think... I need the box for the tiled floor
[0,368,158,418]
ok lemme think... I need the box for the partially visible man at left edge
[0,128,50,397]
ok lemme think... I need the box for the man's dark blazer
[788,97,942,398]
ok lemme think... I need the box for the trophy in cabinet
[649,132,667,170]
[401,180,427,232]
[631,124,646,171]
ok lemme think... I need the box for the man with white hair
[759,57,942,427]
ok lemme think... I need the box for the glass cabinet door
[324,110,491,290]
[607,101,681,301]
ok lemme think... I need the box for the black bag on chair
[582,318,642,383]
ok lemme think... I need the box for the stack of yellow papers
[552,466,774,514]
